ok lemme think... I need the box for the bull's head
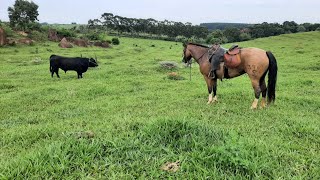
[89,58,98,67]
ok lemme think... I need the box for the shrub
[207,37,228,44]
[167,72,185,80]
[0,23,15,37]
[175,35,187,42]
[85,31,107,41]
[39,25,50,33]
[106,39,112,44]
[28,31,47,41]
[85,32,99,41]
[196,38,206,44]
[111,37,120,45]
[56,28,76,38]
[27,22,42,31]
[159,61,178,70]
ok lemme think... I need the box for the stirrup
[208,71,216,79]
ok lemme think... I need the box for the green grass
[0,32,320,179]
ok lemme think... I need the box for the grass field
[0,32,319,179]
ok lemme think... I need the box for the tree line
[206,21,320,44]
[3,0,320,44]
[200,23,251,31]
[89,13,320,44]
[88,13,208,41]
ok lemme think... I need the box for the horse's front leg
[204,77,218,104]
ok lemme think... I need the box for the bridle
[185,44,220,64]
[183,44,220,81]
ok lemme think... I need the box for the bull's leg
[77,72,83,79]
[51,70,54,78]
[55,69,60,78]
[250,78,261,109]
[204,77,217,104]
[260,81,267,108]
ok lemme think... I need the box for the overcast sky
[0,0,319,25]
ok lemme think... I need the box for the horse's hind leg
[259,71,268,108]
[250,78,261,109]
[260,80,267,108]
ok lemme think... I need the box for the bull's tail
[49,54,56,59]
[266,51,278,104]
[49,57,53,73]
[49,56,54,76]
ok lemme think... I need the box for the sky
[0,0,319,25]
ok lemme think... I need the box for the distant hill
[200,23,252,31]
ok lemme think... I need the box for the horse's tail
[266,51,278,103]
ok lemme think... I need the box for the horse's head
[182,43,192,65]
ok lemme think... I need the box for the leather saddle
[223,44,241,68]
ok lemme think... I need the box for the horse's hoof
[251,99,259,110]
[207,101,212,104]
[250,106,257,110]
[260,105,266,109]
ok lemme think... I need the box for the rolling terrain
[0,32,319,179]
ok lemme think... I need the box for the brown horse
[182,43,277,109]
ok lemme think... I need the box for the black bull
[49,55,98,78]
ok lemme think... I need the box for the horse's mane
[187,42,209,48]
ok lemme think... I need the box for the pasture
[0,32,319,179]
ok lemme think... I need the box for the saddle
[207,44,242,79]
[223,44,241,68]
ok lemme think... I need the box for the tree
[206,30,228,44]
[8,0,39,31]
[301,23,312,31]
[283,21,298,33]
[297,25,306,32]
[223,27,241,42]
[88,19,101,29]
[239,32,251,41]
[101,13,115,30]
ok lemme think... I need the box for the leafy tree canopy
[8,0,39,31]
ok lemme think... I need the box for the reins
[193,45,220,63]
[187,50,206,81]
[189,60,192,81]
